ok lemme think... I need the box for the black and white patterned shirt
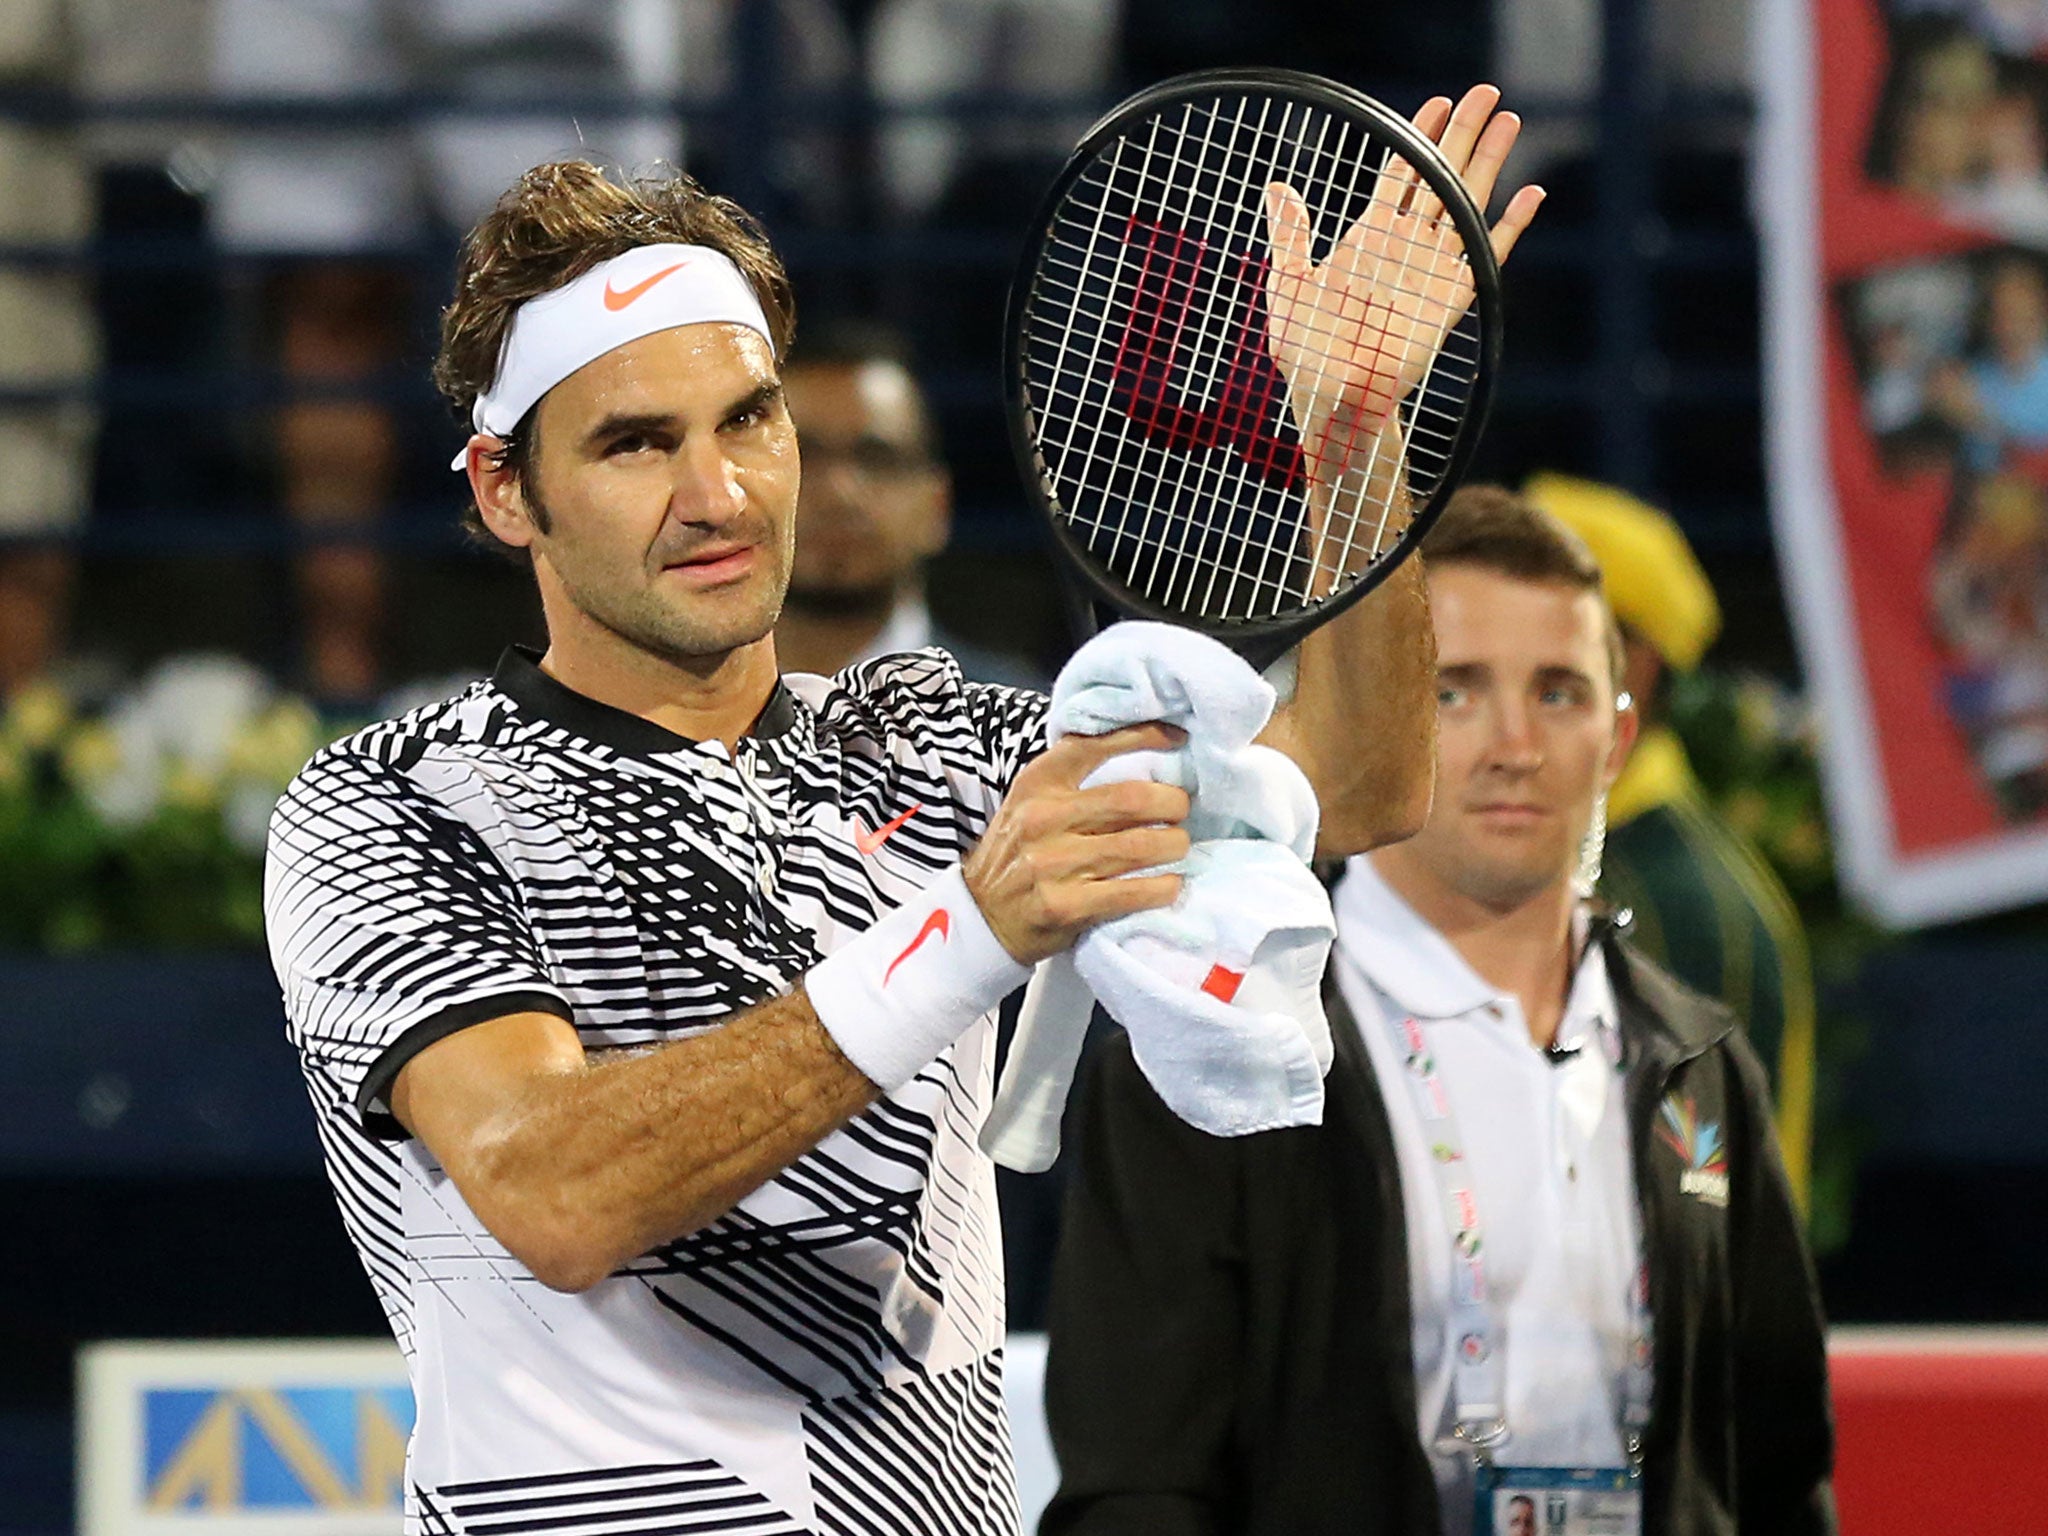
[265,646,1048,1536]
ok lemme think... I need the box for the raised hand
[1263,84,1545,477]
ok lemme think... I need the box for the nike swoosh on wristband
[602,262,689,311]
[884,908,951,986]
[854,803,923,855]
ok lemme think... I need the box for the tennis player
[265,86,1540,1534]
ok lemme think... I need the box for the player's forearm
[467,989,877,1292]
[1264,422,1436,858]
[1278,553,1435,857]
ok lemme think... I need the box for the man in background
[1043,486,1834,1535]
[1527,472,1817,1207]
[774,320,1041,686]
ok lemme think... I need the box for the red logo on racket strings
[854,803,923,855]
[884,908,952,985]
[1107,217,1306,489]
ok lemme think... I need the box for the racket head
[1005,68,1503,666]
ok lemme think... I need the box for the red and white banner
[1761,0,2048,924]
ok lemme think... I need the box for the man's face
[782,359,949,600]
[503,322,800,664]
[1989,262,2048,361]
[1388,564,1635,913]
[1506,1498,1537,1536]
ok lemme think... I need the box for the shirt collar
[1334,855,1619,1050]
[491,645,798,756]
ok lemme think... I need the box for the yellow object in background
[1526,471,1722,672]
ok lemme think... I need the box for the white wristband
[807,865,1030,1092]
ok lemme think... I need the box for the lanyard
[1383,1007,1654,1465]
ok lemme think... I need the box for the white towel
[1047,622,1314,855]
[1075,838,1335,1136]
[981,623,1335,1168]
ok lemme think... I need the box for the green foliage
[1667,669,1888,1253]
[0,670,345,951]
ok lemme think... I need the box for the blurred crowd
[1850,5,2048,819]
[0,0,1130,708]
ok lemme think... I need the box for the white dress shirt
[1332,858,1643,1536]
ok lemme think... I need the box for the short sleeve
[264,748,572,1139]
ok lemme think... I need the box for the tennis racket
[981,70,1519,1172]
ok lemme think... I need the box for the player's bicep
[390,1011,588,1173]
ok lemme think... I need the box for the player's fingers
[1373,100,1446,215]
[1432,83,1502,178]
[1037,722,1188,787]
[1064,777,1193,833]
[1264,181,1314,277]
[1076,871,1184,927]
[1069,823,1192,879]
[1489,184,1547,267]
[1410,94,1454,144]
[1411,85,1500,226]
[1459,110,1522,212]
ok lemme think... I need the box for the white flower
[76,705,164,828]
[224,780,282,855]
[131,654,275,779]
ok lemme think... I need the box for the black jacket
[1040,935,1835,1536]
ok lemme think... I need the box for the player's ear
[468,437,541,550]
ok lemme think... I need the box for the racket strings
[1022,88,1486,624]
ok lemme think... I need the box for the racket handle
[980,951,1095,1173]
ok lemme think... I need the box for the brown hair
[1425,484,1626,689]
[436,160,796,538]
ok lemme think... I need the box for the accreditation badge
[1473,1464,1642,1536]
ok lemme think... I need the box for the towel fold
[1074,839,1335,1136]
[982,621,1335,1167]
[1050,622,1316,857]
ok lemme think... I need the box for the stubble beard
[538,513,793,668]
[582,571,787,666]
[1427,820,1578,916]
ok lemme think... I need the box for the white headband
[452,242,775,469]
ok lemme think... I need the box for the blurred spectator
[1891,32,1996,198]
[1929,472,2048,817]
[0,0,97,696]
[206,0,677,700]
[867,0,1118,221]
[1864,320,1930,435]
[774,319,1042,684]
[1529,472,1818,1207]
[680,0,1118,226]
[1931,255,2048,473]
[1947,84,2048,242]
[1493,0,1749,175]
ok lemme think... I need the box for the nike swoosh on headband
[453,243,776,468]
[603,262,688,311]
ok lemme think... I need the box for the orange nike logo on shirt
[854,803,923,855]
[602,261,688,311]
[885,908,951,985]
